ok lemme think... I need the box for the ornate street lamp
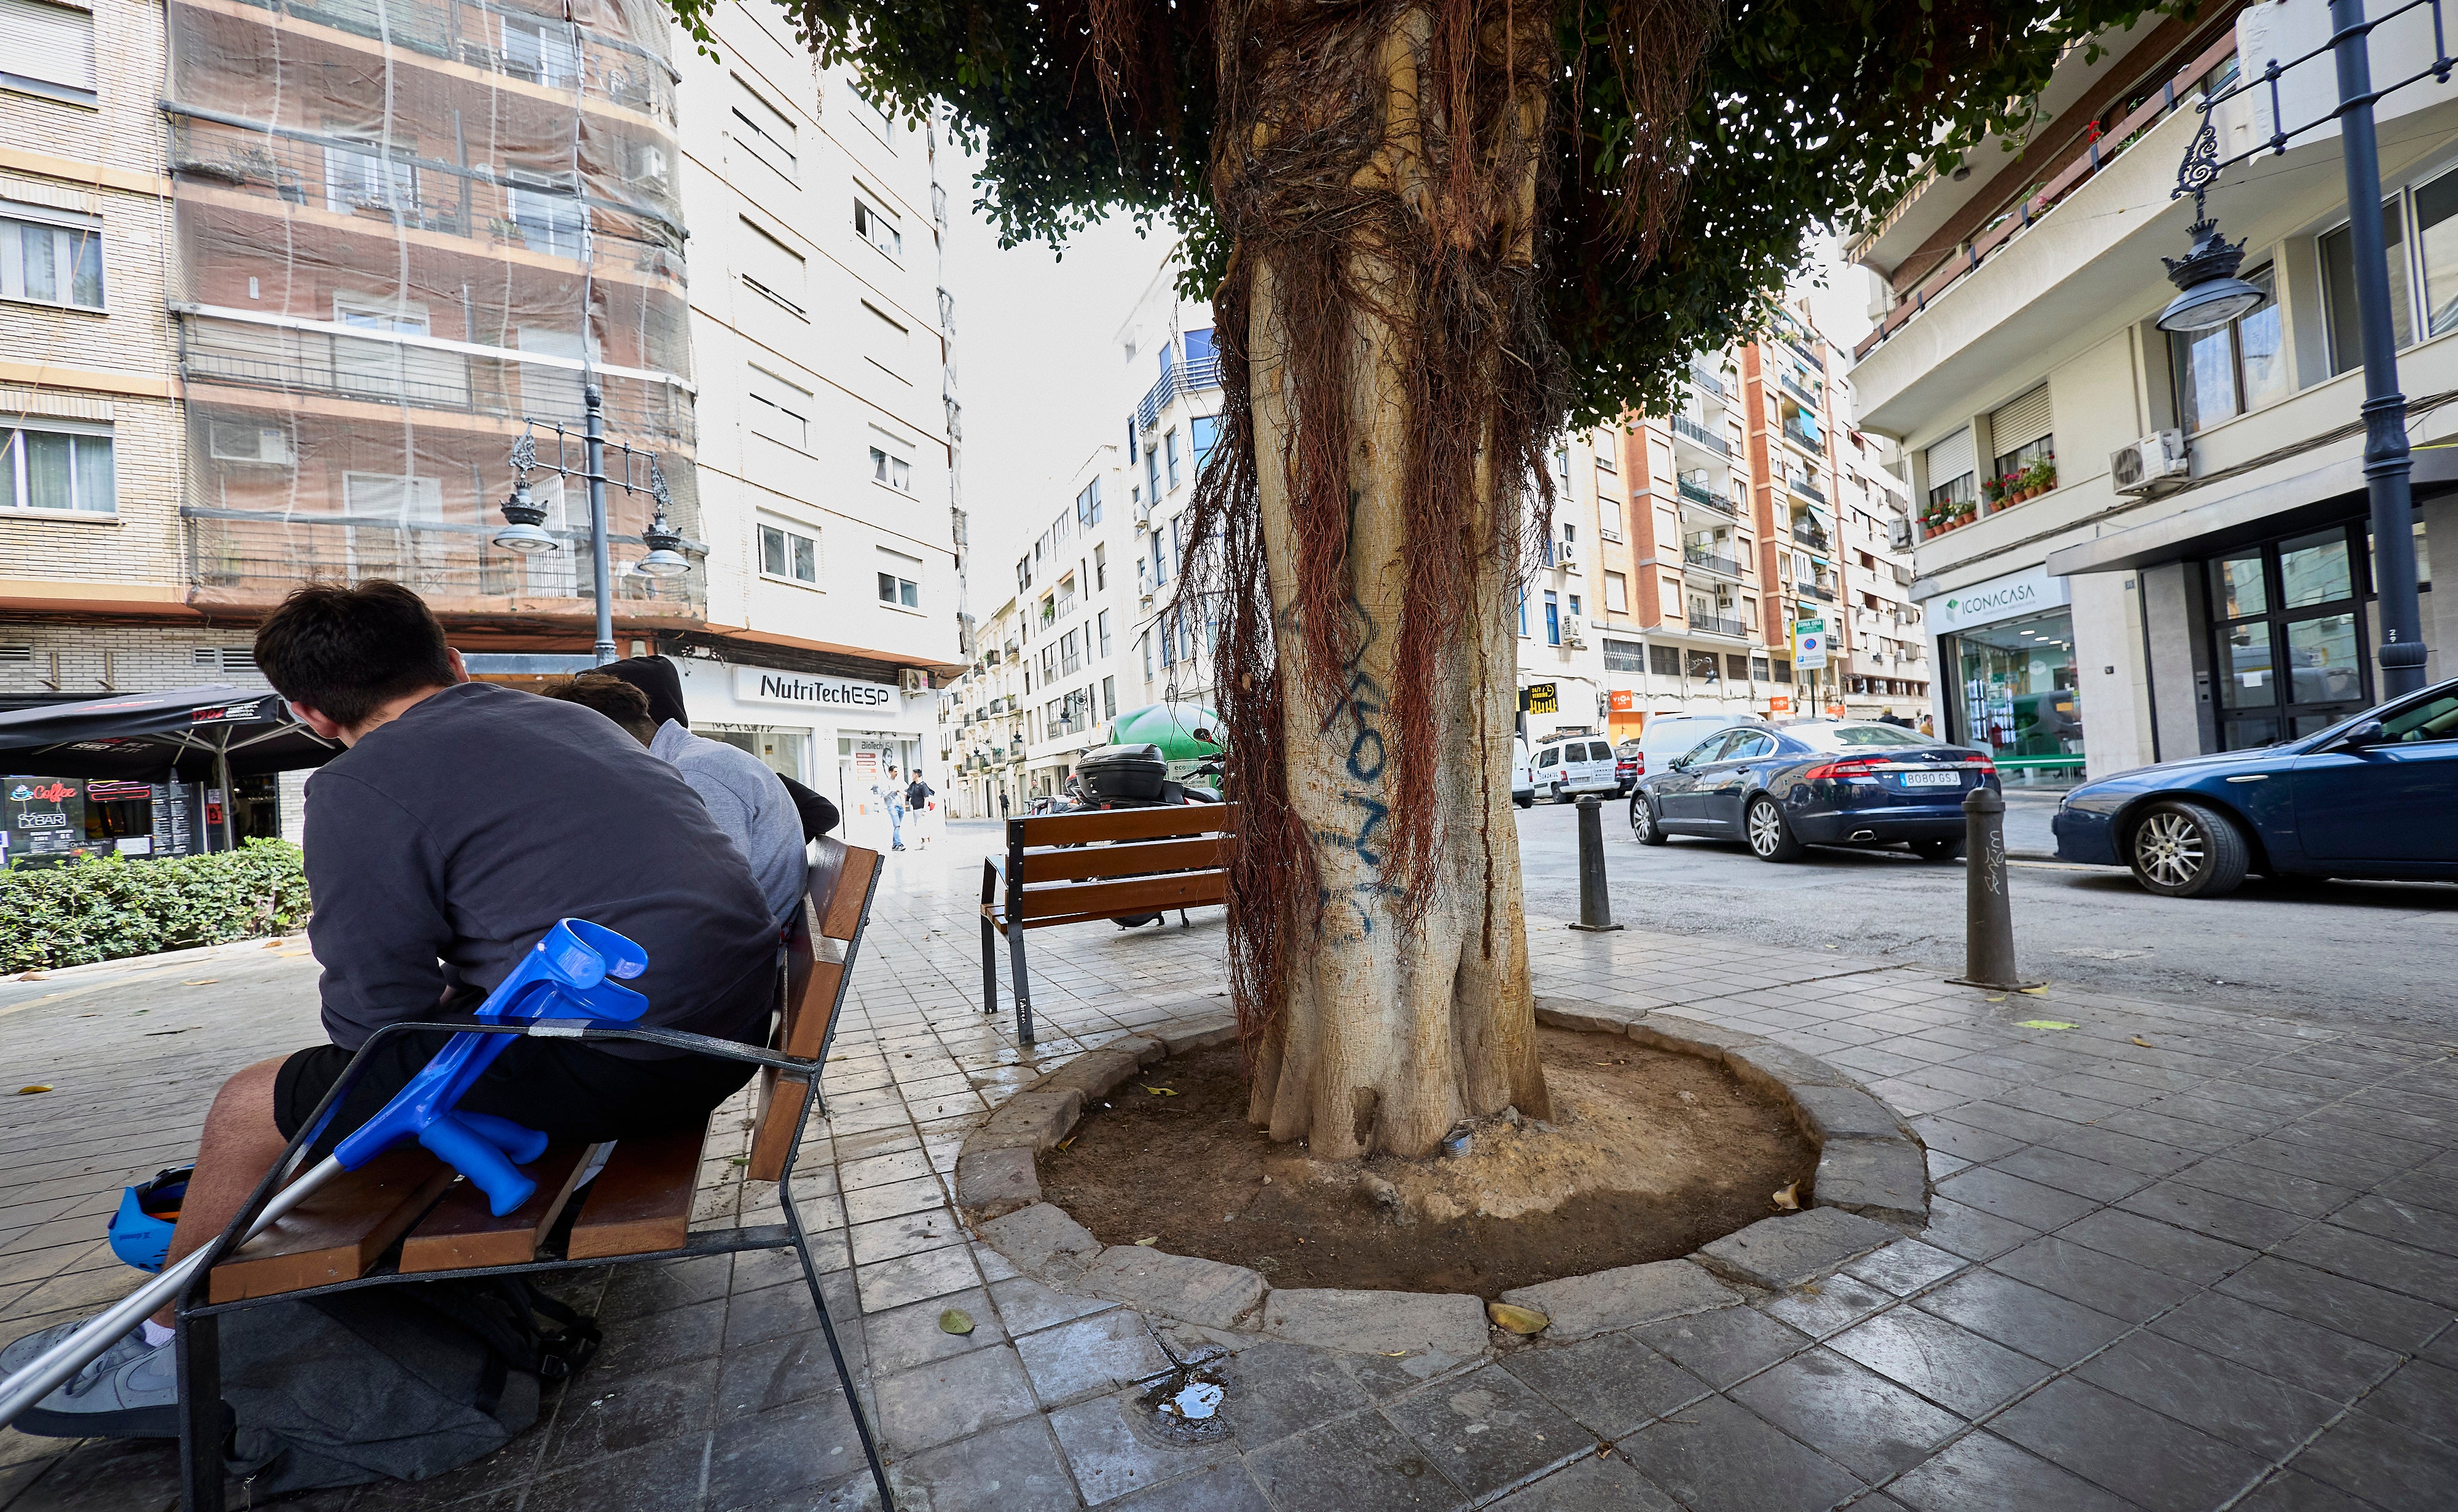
[2162,0,2434,697]
[495,386,693,663]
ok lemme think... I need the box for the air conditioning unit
[1561,614,1588,648]
[1886,515,1913,551]
[1555,536,1579,568]
[2111,430,2189,495]
[899,668,932,695]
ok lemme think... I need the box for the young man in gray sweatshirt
[4,582,780,1427]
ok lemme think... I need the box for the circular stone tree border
[954,996,1932,1357]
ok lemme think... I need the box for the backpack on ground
[220,1276,599,1496]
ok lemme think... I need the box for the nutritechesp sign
[734,666,901,711]
[1927,565,2071,633]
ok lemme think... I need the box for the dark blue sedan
[1628,720,2000,861]
[2054,676,2458,897]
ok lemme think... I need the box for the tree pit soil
[1035,1027,1818,1298]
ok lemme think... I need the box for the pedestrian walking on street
[905,774,936,850]
[872,766,906,851]
[998,788,1010,819]
[1918,713,1935,737]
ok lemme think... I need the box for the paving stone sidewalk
[0,821,2451,1511]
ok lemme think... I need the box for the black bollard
[1949,786,2041,990]
[1568,794,1624,933]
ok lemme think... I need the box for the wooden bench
[173,838,889,1511]
[980,804,1236,1044]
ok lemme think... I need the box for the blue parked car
[1628,720,2000,861]
[2054,676,2458,897]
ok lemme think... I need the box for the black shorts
[273,1030,758,1164]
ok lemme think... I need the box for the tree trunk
[1225,2,1556,1161]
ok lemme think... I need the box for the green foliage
[0,840,311,972]
[765,0,2177,425]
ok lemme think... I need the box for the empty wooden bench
[980,803,1237,1044]
[173,838,888,1511]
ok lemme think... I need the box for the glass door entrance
[2208,525,2372,750]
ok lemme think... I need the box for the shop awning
[0,685,340,781]
[2043,439,2458,578]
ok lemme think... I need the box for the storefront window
[1949,609,2082,780]
[2205,523,2373,749]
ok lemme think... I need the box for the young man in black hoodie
[3,584,782,1427]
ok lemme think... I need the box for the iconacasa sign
[1926,565,2071,633]
[733,666,901,711]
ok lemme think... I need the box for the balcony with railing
[1778,374,1822,411]
[1135,352,1225,432]
[1676,476,1738,519]
[1789,511,1832,552]
[1796,579,1837,603]
[1670,414,1728,458]
[1690,364,1729,403]
[1786,473,1826,506]
[1689,613,1751,638]
[1682,545,1746,581]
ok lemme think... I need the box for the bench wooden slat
[397,1143,597,1274]
[567,1124,706,1259]
[1016,836,1230,884]
[783,960,844,1059]
[745,1070,808,1183]
[1016,871,1227,922]
[209,1148,457,1302]
[819,847,881,942]
[1015,802,1238,847]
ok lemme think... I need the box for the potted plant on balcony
[2024,455,2057,498]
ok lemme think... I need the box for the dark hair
[599,656,688,729]
[538,675,657,743]
[255,581,456,731]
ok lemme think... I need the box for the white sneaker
[0,1317,152,1383]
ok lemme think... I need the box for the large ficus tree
[688,0,2157,1158]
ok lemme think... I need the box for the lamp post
[495,383,691,666]
[2159,0,2432,698]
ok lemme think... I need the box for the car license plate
[1900,770,1960,787]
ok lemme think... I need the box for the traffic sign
[1792,617,1829,671]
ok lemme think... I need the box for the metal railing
[1676,477,1739,517]
[1690,613,1750,638]
[1786,474,1827,505]
[1134,353,1223,432]
[1778,374,1822,410]
[1671,415,1728,457]
[1690,365,1729,402]
[1791,517,1833,552]
[1796,581,1837,603]
[1683,546,1746,580]
[1853,31,2244,360]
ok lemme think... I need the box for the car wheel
[1746,796,1805,862]
[1513,793,1533,809]
[1552,782,1568,804]
[1909,837,1965,862]
[1630,796,1667,846]
[2127,801,2250,898]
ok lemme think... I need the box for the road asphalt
[1516,794,2458,1032]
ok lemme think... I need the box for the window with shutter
[739,217,806,315]
[0,0,96,104]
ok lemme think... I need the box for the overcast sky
[940,152,1874,590]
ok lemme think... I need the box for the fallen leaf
[1986,995,2006,1003]
[1141,1085,1179,1097]
[17,971,45,981]
[1379,1350,1412,1358]
[1133,1236,1160,1247]
[1054,1137,1076,1151]
[142,1028,192,1037]
[938,1308,975,1336]
[181,979,217,986]
[2130,1035,2154,1048]
[2016,1019,2077,1030]
[1486,1302,1549,1335]
[1771,1181,1800,1211]
[16,1085,50,1095]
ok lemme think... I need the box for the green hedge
[0,840,312,971]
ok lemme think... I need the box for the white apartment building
[1009,444,1138,802]
[664,3,965,837]
[1848,0,2457,783]
[940,591,1022,817]
[1115,256,1225,714]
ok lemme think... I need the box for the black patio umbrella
[0,685,342,849]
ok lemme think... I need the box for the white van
[1528,734,1619,803]
[1511,736,1534,808]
